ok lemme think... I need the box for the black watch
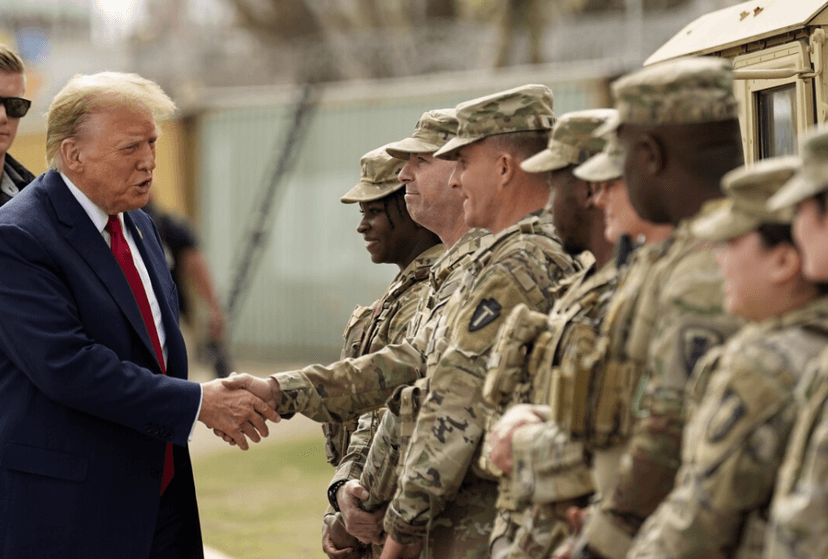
[327,479,348,512]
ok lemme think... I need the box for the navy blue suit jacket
[0,171,203,558]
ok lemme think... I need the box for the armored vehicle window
[757,84,797,159]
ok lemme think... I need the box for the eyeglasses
[0,96,31,118]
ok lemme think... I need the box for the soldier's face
[356,194,418,266]
[618,125,671,224]
[452,140,501,231]
[548,170,591,255]
[715,230,782,321]
[592,178,650,243]
[794,197,828,280]
[400,152,460,231]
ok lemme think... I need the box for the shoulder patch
[706,388,746,443]
[469,298,502,332]
[682,326,724,377]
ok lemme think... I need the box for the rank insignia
[469,298,502,332]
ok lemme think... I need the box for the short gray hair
[46,72,177,170]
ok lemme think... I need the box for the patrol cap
[692,155,799,242]
[522,108,616,173]
[573,133,623,182]
[595,56,738,136]
[340,145,404,204]
[768,126,828,210]
[386,109,458,160]
[433,84,556,160]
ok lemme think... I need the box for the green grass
[193,436,332,559]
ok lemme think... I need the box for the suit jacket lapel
[125,211,187,378]
[44,172,158,367]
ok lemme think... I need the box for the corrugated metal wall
[197,72,604,361]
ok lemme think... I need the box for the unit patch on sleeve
[469,298,502,332]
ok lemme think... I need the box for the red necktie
[106,215,175,495]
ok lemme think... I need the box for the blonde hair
[0,44,24,75]
[46,72,177,170]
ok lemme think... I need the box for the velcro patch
[682,326,724,377]
[469,298,502,332]
[706,388,746,443]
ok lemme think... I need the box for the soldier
[321,145,444,558]
[580,134,673,247]
[484,116,676,559]
[481,108,617,559]
[374,83,577,559]
[627,156,828,559]
[221,108,494,550]
[764,126,828,559]
[559,57,745,559]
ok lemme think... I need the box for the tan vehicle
[647,0,828,163]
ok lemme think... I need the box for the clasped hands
[198,373,281,450]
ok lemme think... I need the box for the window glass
[757,84,797,159]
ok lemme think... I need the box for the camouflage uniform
[376,84,577,558]
[573,58,745,559]
[628,157,828,559]
[764,127,828,559]
[480,109,619,559]
[322,146,445,469]
[269,110,479,427]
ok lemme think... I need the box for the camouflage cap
[522,108,616,173]
[596,56,738,136]
[573,133,623,182]
[692,155,799,242]
[340,145,404,204]
[768,126,828,210]
[386,109,458,160]
[433,84,556,160]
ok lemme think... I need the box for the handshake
[197,373,282,450]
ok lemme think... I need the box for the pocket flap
[1,443,88,482]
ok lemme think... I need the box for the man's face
[548,170,590,255]
[794,197,828,280]
[399,152,459,231]
[71,104,158,215]
[617,124,669,224]
[451,140,500,229]
[0,70,25,160]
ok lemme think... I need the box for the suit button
[150,468,162,479]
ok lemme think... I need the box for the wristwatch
[327,479,349,512]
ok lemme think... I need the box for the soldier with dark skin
[560,57,745,559]
[321,145,444,559]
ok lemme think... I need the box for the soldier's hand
[322,513,362,559]
[338,480,385,545]
[221,373,281,419]
[489,404,544,474]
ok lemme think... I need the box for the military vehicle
[647,0,828,163]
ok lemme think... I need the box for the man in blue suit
[0,72,280,558]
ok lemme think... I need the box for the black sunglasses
[0,96,31,118]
